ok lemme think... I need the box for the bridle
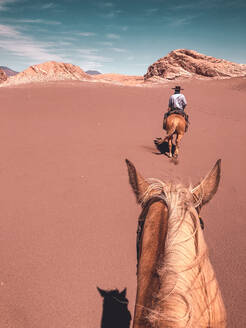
[112,296,129,305]
[192,191,205,230]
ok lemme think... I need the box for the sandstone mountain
[0,68,8,82]
[144,49,246,80]
[2,50,246,87]
[85,70,101,75]
[4,61,91,85]
[0,66,18,77]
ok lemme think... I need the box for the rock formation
[3,61,91,85]
[85,70,101,75]
[144,49,246,80]
[0,68,8,82]
[0,66,18,77]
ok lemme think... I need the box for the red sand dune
[0,77,245,327]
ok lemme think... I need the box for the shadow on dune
[153,140,175,157]
[97,287,132,328]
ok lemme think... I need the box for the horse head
[125,159,226,328]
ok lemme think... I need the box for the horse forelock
[139,179,226,328]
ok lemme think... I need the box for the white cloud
[98,41,113,47]
[111,47,127,53]
[169,0,245,11]
[169,15,198,27]
[79,54,113,63]
[102,2,114,7]
[77,49,98,55]
[42,2,55,9]
[56,41,72,46]
[0,24,65,62]
[62,36,77,41]
[0,24,21,37]
[101,9,123,18]
[11,18,61,25]
[0,0,18,11]
[106,33,120,39]
[160,13,199,27]
[78,32,96,37]
[0,39,64,61]
[77,48,113,65]
[79,61,104,71]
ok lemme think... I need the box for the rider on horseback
[155,86,189,158]
[163,86,189,131]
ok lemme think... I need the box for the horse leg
[168,136,173,158]
[174,133,183,158]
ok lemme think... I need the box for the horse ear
[97,287,106,297]
[120,288,127,298]
[192,159,221,207]
[125,159,150,204]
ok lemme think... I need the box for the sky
[0,0,245,75]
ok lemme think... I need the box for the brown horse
[126,159,226,328]
[156,114,186,158]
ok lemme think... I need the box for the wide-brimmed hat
[172,86,184,91]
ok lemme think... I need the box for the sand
[0,77,245,327]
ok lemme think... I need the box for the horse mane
[140,179,226,328]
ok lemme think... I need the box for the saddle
[163,109,190,132]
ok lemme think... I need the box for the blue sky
[0,0,245,75]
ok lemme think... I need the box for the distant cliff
[85,70,101,75]
[0,66,18,77]
[0,68,8,82]
[4,61,91,85]
[144,49,246,80]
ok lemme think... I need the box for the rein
[112,296,129,305]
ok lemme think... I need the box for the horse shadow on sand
[97,287,132,328]
[153,139,175,157]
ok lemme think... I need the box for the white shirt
[168,93,187,110]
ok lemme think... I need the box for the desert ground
[0,77,245,327]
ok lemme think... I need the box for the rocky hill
[85,70,101,75]
[144,49,246,80]
[0,66,18,77]
[3,61,91,86]
[0,68,8,82]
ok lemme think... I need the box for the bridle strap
[112,296,129,305]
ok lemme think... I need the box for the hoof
[166,153,172,158]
